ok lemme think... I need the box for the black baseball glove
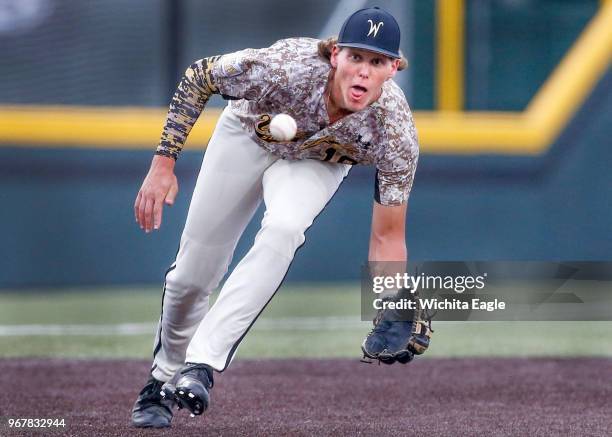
[361,287,433,365]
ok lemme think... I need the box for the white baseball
[269,113,297,141]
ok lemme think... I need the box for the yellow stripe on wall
[0,106,542,154]
[436,0,465,111]
[414,111,543,154]
[0,105,222,149]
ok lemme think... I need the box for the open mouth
[350,85,368,100]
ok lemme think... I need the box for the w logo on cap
[367,19,384,37]
[338,7,400,58]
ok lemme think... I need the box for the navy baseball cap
[337,6,401,59]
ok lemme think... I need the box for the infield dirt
[0,357,610,436]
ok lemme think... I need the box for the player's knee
[265,216,308,239]
[164,263,222,299]
[260,216,309,255]
[164,236,235,296]
[165,277,208,298]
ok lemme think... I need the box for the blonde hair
[317,36,408,70]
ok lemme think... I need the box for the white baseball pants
[151,106,350,380]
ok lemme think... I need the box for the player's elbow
[370,230,406,250]
[183,61,201,80]
[183,59,218,94]
[370,218,406,246]
[369,216,407,261]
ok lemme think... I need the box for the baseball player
[131,7,419,428]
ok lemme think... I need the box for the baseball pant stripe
[151,264,177,366]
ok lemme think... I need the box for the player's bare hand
[134,155,179,233]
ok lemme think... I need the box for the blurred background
[0,0,610,358]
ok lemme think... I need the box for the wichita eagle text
[373,298,506,312]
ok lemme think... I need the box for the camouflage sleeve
[155,56,220,160]
[155,43,281,160]
[374,112,419,206]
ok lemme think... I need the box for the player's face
[330,47,400,113]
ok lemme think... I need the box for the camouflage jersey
[156,37,419,206]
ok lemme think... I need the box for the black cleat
[131,375,176,428]
[174,363,214,416]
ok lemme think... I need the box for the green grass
[1,284,611,359]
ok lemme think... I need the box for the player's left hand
[134,155,178,232]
